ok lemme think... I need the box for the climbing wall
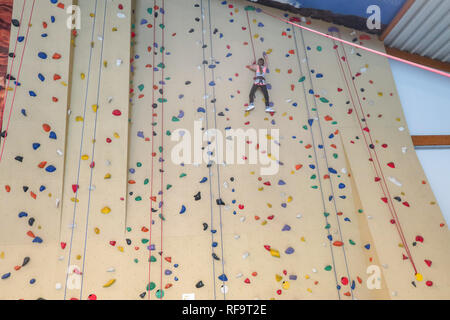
[0,0,449,300]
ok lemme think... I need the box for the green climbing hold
[147,8,153,15]
[317,46,322,52]
[126,227,132,232]
[172,116,180,122]
[144,179,149,185]
[180,173,187,178]
[147,282,156,291]
[303,125,308,130]
[323,212,330,217]
[137,162,142,168]
[298,76,306,83]
[325,223,331,229]
[245,5,256,11]
[310,174,317,180]
[349,239,356,245]
[333,153,338,159]
[324,265,332,271]
[320,97,329,103]
[138,84,145,92]
[135,196,142,201]
[142,239,149,244]
[166,184,172,190]
[156,289,164,299]
[166,130,171,136]
[150,256,157,263]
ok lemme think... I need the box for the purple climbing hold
[282,224,291,231]
[285,247,295,254]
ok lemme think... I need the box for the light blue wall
[389,59,450,224]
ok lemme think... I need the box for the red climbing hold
[415,235,424,243]
[387,162,395,168]
[426,281,433,287]
[424,259,432,267]
[112,110,122,116]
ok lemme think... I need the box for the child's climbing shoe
[245,104,255,112]
[265,107,275,113]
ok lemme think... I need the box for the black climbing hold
[230,177,234,182]
[212,253,220,261]
[394,196,401,202]
[195,281,204,288]
[22,257,30,267]
[140,292,146,299]
[152,103,158,109]
[23,186,29,192]
[194,192,201,201]
[411,281,416,287]
[188,28,194,33]
[203,223,208,231]
[216,199,225,206]
[12,19,20,27]
[15,156,24,162]
[126,239,132,245]
[28,217,35,227]
[369,144,374,149]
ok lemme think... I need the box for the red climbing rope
[0,0,33,163]
[331,34,418,275]
[0,0,25,148]
[159,0,166,299]
[259,9,450,78]
[245,10,256,63]
[148,0,157,300]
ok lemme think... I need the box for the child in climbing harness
[246,52,275,113]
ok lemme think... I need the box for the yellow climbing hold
[275,274,282,282]
[71,197,79,203]
[282,281,290,290]
[307,288,312,293]
[75,116,84,122]
[76,255,81,260]
[266,49,273,54]
[270,249,280,258]
[103,279,116,288]
[287,196,293,203]
[103,60,108,68]
[105,173,111,179]
[81,73,85,80]
[90,13,95,17]
[261,220,267,226]
[114,132,120,139]
[267,203,272,208]
[300,236,306,242]
[118,246,124,252]
[112,27,118,32]
[81,155,89,160]
[0,251,4,259]
[94,228,100,234]
[415,273,423,282]
[101,207,111,214]
[305,274,310,279]
[92,104,98,113]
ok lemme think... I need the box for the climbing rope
[0,0,36,163]
[79,0,109,300]
[63,0,99,300]
[0,0,26,150]
[331,31,418,275]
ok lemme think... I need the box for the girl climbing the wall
[246,52,275,113]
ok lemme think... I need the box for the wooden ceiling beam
[412,135,450,147]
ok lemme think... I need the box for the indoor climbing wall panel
[57,0,131,300]
[1,0,449,300]
[0,0,73,299]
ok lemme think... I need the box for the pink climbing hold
[112,110,122,116]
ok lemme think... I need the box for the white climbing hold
[236,273,243,278]
[388,176,402,187]
[55,283,62,290]
[57,149,63,156]
[242,252,249,259]
[117,13,126,19]
[107,267,115,273]
[116,59,123,66]
[401,147,407,154]
[240,217,245,222]
[234,234,240,240]
[220,285,229,294]
[296,214,302,219]
[398,127,405,132]
[312,268,317,273]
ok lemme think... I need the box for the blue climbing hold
[45,165,56,173]
[32,237,43,244]
[180,205,186,214]
[218,274,228,282]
